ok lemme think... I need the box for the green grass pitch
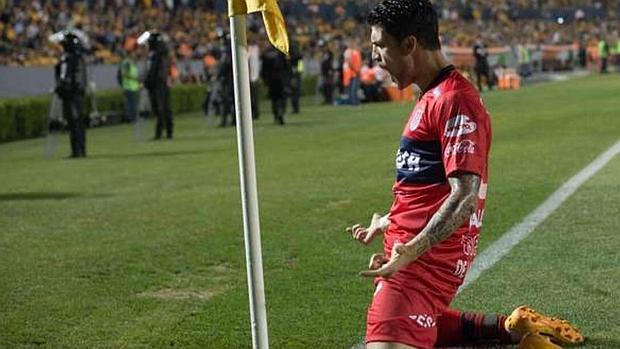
[1,74,619,348]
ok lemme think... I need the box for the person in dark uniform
[318,39,335,105]
[261,44,289,125]
[141,30,173,139]
[473,35,493,92]
[54,31,88,158]
[288,39,303,114]
[216,39,235,127]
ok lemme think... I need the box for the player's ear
[401,35,417,55]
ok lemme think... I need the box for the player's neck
[414,50,451,93]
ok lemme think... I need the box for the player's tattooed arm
[415,173,480,249]
[360,173,480,278]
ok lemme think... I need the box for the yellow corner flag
[229,0,289,55]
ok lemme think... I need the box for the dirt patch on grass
[138,287,228,301]
[326,199,352,208]
[137,264,234,301]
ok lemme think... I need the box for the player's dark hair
[367,0,441,50]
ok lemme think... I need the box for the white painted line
[459,140,620,293]
[352,140,620,348]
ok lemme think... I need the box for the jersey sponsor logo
[409,314,436,328]
[395,138,446,184]
[444,114,477,138]
[396,149,421,172]
[469,208,485,229]
[409,107,424,131]
[444,139,476,158]
[454,259,469,279]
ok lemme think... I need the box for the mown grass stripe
[459,140,620,293]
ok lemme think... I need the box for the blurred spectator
[1,0,618,99]
[215,38,234,127]
[288,38,303,114]
[54,31,88,158]
[598,35,610,73]
[517,41,532,78]
[343,38,362,105]
[613,33,620,72]
[201,47,217,117]
[360,59,385,103]
[473,35,494,91]
[318,39,335,105]
[261,43,289,125]
[142,31,173,139]
[118,48,139,122]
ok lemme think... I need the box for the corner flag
[229,0,289,54]
[227,1,289,348]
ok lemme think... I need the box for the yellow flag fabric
[229,0,289,55]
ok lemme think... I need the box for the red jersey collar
[422,64,455,95]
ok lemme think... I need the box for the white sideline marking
[351,140,620,348]
[459,140,620,293]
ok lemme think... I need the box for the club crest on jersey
[461,234,479,257]
[409,107,424,131]
[444,114,477,137]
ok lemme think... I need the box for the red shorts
[366,277,439,348]
[365,217,479,348]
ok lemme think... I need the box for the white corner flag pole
[229,14,270,349]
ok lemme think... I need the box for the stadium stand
[1,0,618,66]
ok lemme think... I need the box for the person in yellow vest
[517,41,531,79]
[119,48,140,123]
[598,35,609,74]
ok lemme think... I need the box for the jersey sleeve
[434,91,490,178]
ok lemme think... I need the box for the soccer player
[346,1,584,348]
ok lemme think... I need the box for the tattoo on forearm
[422,173,481,248]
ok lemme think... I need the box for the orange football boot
[506,306,584,345]
[519,332,562,349]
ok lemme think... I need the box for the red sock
[435,308,463,346]
[435,308,515,347]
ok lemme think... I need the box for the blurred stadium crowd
[1,0,619,109]
[1,0,618,65]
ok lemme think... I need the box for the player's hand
[367,253,389,270]
[360,241,415,278]
[345,213,384,245]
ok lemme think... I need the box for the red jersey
[367,66,492,348]
[386,65,491,292]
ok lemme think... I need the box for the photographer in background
[52,31,88,158]
[139,30,174,140]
